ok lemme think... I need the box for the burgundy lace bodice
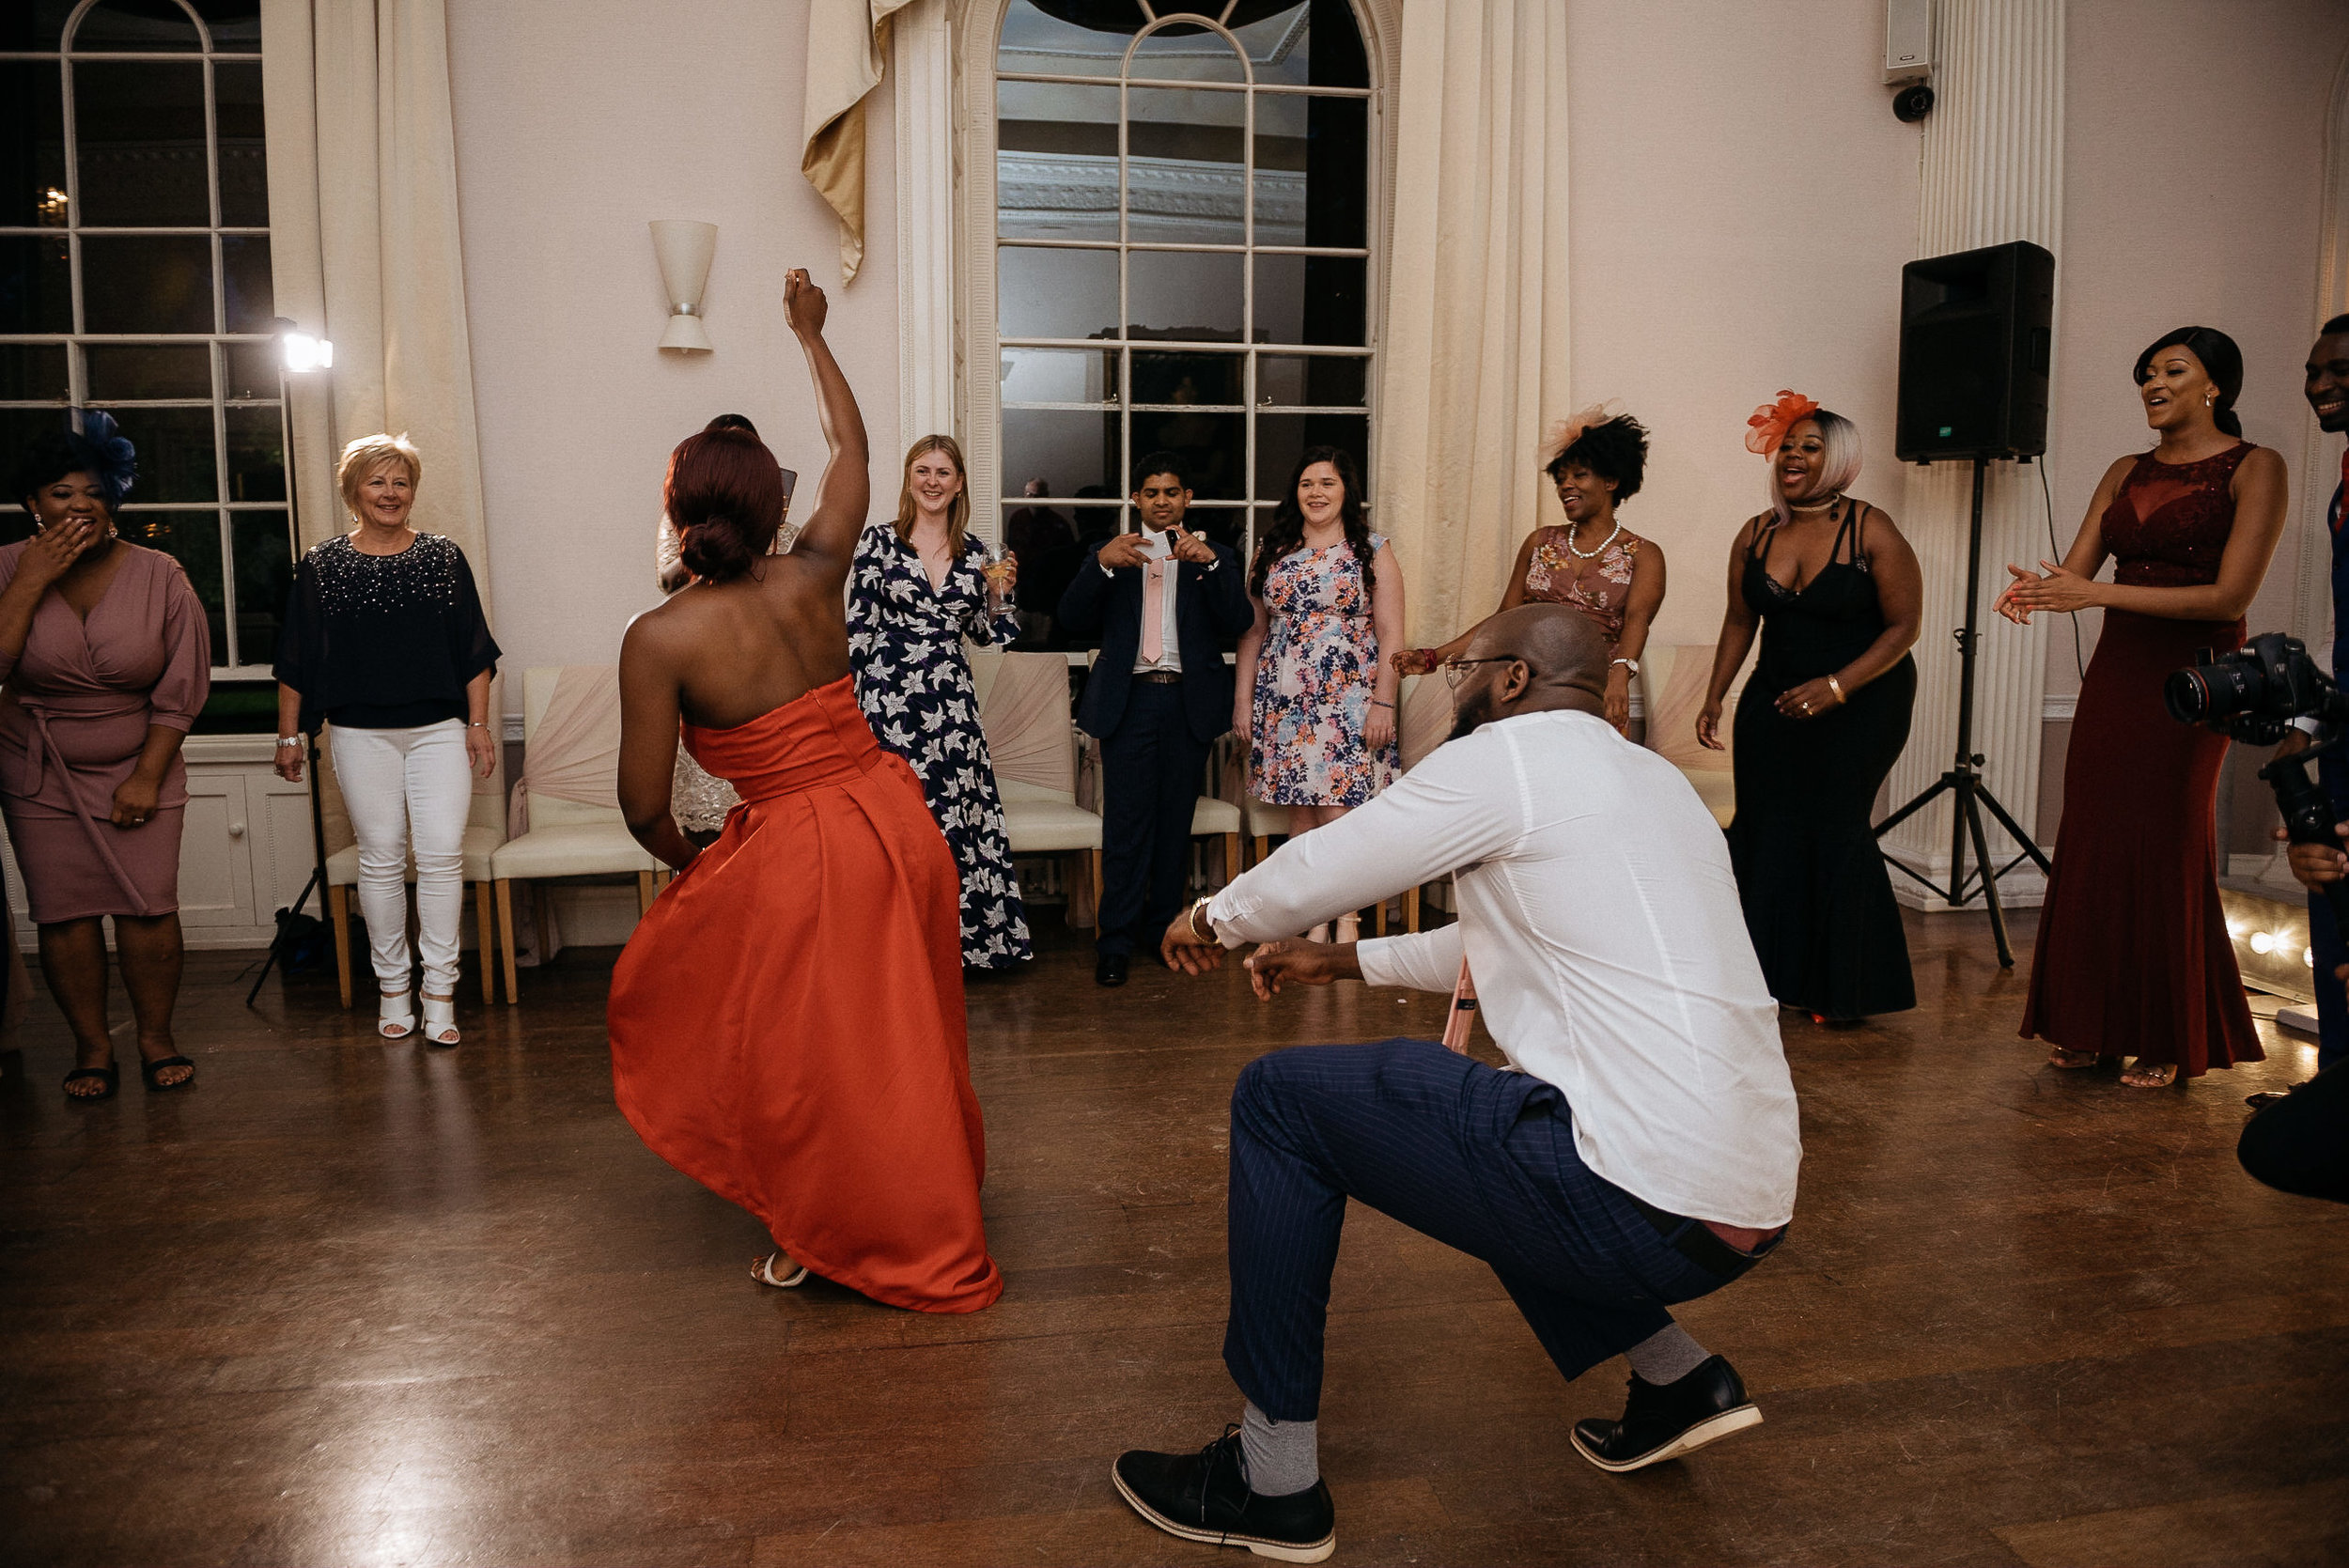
[2101,441,2255,589]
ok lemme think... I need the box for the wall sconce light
[651,220,718,353]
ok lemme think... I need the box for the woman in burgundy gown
[1999,327,2288,1086]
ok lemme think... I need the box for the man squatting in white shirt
[1110,602,1803,1565]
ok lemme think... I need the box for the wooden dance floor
[2,909,2343,1567]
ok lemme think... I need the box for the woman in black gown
[1699,392,1923,1021]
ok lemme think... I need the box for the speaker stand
[1873,452,2053,968]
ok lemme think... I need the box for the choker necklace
[1564,518,1622,560]
[1788,493,1842,514]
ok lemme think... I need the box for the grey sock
[1238,1401,1319,1497]
[1625,1323,1711,1386]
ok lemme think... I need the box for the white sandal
[752,1251,809,1289]
[421,992,459,1047]
[379,988,415,1040]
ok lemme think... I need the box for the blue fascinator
[66,410,139,508]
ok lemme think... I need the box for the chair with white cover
[1639,644,1742,829]
[972,648,1104,925]
[325,776,506,1006]
[490,665,662,1001]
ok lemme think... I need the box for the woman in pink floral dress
[1394,406,1665,732]
[1234,446,1404,942]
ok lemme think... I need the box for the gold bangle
[1826,674,1847,705]
[1189,896,1217,944]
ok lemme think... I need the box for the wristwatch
[274,736,302,749]
[1610,657,1640,675]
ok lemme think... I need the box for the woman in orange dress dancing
[608,271,1001,1312]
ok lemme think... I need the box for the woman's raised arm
[776,269,870,585]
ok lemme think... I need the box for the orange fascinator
[1744,389,1820,456]
[1540,398,1626,468]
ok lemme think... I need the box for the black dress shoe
[1112,1428,1334,1563]
[1096,952,1129,987]
[1572,1355,1762,1473]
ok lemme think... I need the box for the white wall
[1563,0,1922,653]
[444,0,904,717]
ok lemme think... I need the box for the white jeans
[330,720,471,996]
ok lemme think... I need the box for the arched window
[0,0,285,676]
[986,0,1378,610]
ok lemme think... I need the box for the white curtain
[1373,0,1571,646]
[259,0,492,581]
[260,0,501,852]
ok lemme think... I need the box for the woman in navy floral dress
[848,435,1032,969]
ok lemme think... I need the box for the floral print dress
[1521,524,1644,649]
[1250,535,1397,806]
[848,523,1032,969]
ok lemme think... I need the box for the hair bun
[678,512,754,582]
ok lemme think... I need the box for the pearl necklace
[1563,518,1622,560]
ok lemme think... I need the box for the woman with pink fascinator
[1700,392,1923,1024]
[1392,403,1663,732]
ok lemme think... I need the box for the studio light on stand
[650,220,717,353]
[249,318,336,1007]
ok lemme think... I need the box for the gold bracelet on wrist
[1826,674,1847,705]
[1189,896,1217,943]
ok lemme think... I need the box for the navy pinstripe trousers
[1224,1037,1746,1422]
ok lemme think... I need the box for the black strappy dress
[1726,502,1918,1019]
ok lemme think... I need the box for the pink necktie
[1441,959,1477,1054]
[1142,557,1169,663]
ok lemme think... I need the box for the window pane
[1128,249,1243,338]
[225,402,284,500]
[997,83,1119,241]
[1002,346,1116,407]
[0,236,73,333]
[1180,502,1250,559]
[0,344,70,402]
[1258,352,1364,408]
[1126,86,1243,245]
[1253,254,1363,346]
[1,3,77,50]
[1304,0,1370,91]
[86,342,211,400]
[0,411,69,537]
[996,0,1138,78]
[1129,408,1243,499]
[1297,95,1368,250]
[70,0,203,51]
[0,63,70,227]
[221,234,273,331]
[232,506,292,665]
[131,510,227,662]
[1235,1,1314,88]
[224,340,278,398]
[215,62,268,225]
[73,62,210,226]
[1129,21,1244,84]
[190,0,262,50]
[1254,411,1367,501]
[1132,349,1242,409]
[1002,407,1121,500]
[999,244,1118,339]
[82,233,213,333]
[101,405,217,501]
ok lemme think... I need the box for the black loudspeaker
[1895,240,2055,461]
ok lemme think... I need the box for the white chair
[1191,793,1242,890]
[973,649,1105,925]
[326,777,505,1006]
[490,666,661,1001]
[1639,644,1740,829]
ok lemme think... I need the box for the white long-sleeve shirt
[1207,706,1799,1230]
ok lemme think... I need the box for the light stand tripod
[1872,452,2052,968]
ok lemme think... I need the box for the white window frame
[949,0,1400,553]
[0,0,282,679]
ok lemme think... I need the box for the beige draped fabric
[507,666,624,839]
[802,0,920,284]
[974,651,1079,797]
[1374,0,1572,647]
[261,0,501,849]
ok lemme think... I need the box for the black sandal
[63,1064,119,1101]
[140,1055,195,1093]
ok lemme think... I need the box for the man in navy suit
[1059,453,1256,986]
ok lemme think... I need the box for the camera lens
[2164,663,2263,723]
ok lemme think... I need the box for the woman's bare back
[653,554,852,731]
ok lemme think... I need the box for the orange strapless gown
[608,676,1003,1313]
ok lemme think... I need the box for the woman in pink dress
[3,413,211,1099]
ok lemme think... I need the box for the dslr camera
[2168,632,2349,920]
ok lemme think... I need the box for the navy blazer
[1058,535,1255,742]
